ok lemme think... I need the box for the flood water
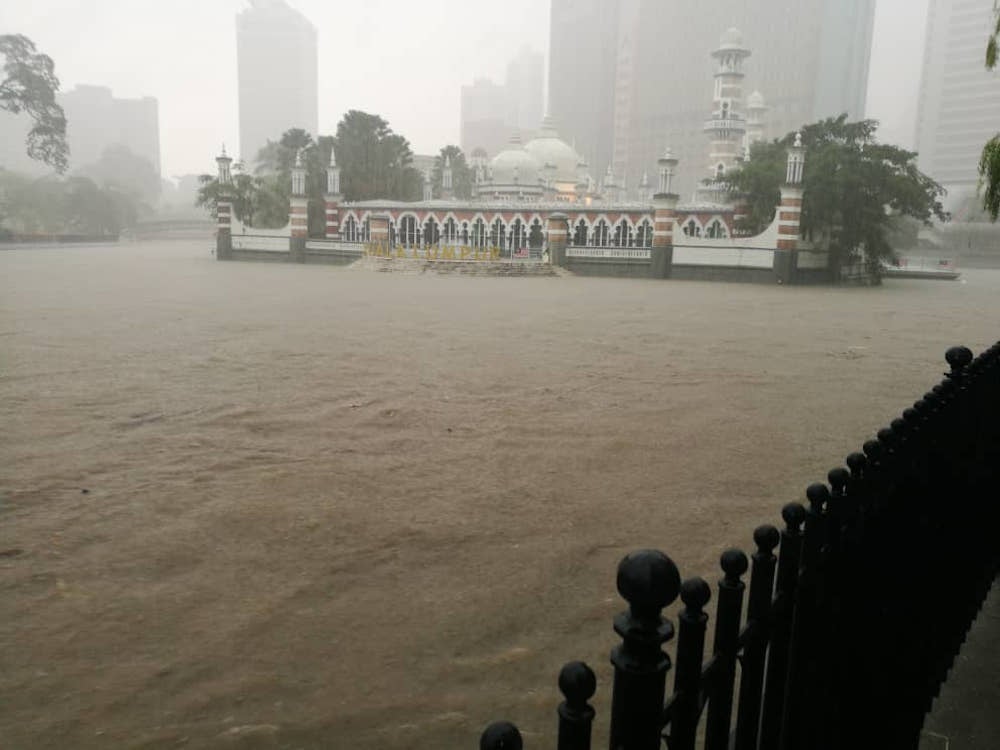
[2,239,998,748]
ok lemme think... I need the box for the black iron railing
[481,344,1000,750]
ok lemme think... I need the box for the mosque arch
[706,217,728,239]
[591,218,610,247]
[571,217,589,247]
[612,217,635,248]
[635,218,654,248]
[341,214,359,243]
[399,213,419,246]
[682,218,703,238]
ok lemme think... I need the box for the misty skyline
[2,0,929,179]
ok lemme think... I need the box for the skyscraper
[236,0,318,167]
[916,0,1000,199]
[595,0,877,199]
[548,0,622,178]
[0,85,160,176]
[460,78,511,157]
[505,47,545,135]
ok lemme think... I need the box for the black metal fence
[481,344,1000,750]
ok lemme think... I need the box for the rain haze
[2,2,1000,749]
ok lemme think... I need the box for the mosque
[220,29,801,265]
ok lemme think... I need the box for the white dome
[523,116,583,182]
[490,138,542,187]
[720,27,744,48]
[747,90,766,109]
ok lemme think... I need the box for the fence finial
[558,661,597,750]
[480,721,523,750]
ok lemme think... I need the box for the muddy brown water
[2,240,997,749]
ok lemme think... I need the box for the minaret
[745,90,768,150]
[324,148,342,239]
[639,171,650,203]
[289,148,308,241]
[442,155,454,200]
[423,170,433,201]
[774,133,806,284]
[652,144,680,279]
[215,145,233,259]
[699,28,751,202]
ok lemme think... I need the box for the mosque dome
[747,90,766,109]
[490,135,541,187]
[523,116,583,182]
[720,27,745,48]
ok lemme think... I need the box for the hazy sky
[1,0,926,179]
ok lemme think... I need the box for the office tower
[236,0,318,166]
[916,0,1000,198]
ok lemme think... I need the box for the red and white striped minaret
[324,149,342,239]
[289,149,308,240]
[652,145,680,278]
[777,133,806,253]
[698,28,751,203]
[215,145,233,260]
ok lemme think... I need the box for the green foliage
[334,110,421,202]
[0,168,141,235]
[987,2,999,69]
[980,4,1000,221]
[979,136,1000,221]
[0,34,69,173]
[431,145,473,199]
[722,116,948,271]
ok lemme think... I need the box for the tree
[77,144,161,205]
[196,161,265,227]
[980,2,1000,220]
[722,116,948,274]
[0,34,69,173]
[334,110,421,202]
[431,145,474,199]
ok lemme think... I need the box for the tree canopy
[77,144,161,205]
[721,116,948,271]
[431,145,474,199]
[335,110,421,202]
[979,2,1000,221]
[0,34,69,173]
[0,168,141,236]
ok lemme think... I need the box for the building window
[424,216,440,246]
[683,219,701,237]
[444,217,458,243]
[706,219,727,239]
[343,216,358,243]
[636,219,653,248]
[572,219,588,247]
[613,219,633,248]
[592,219,610,247]
[472,219,486,247]
[400,215,418,246]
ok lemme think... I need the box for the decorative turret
[603,165,617,200]
[216,144,233,186]
[324,148,342,239]
[639,171,650,202]
[326,149,341,197]
[656,146,679,198]
[215,145,233,259]
[289,148,308,243]
[291,149,306,197]
[442,155,454,200]
[775,133,807,282]
[423,170,433,201]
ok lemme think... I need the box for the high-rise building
[0,85,160,176]
[505,46,545,135]
[916,0,1000,199]
[607,0,876,199]
[549,0,622,179]
[236,0,318,167]
[460,78,511,157]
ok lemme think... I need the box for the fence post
[759,503,805,749]
[481,721,523,750]
[669,577,711,750]
[704,549,749,750]
[558,662,597,750]
[734,525,780,750]
[780,483,830,750]
[608,549,681,750]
